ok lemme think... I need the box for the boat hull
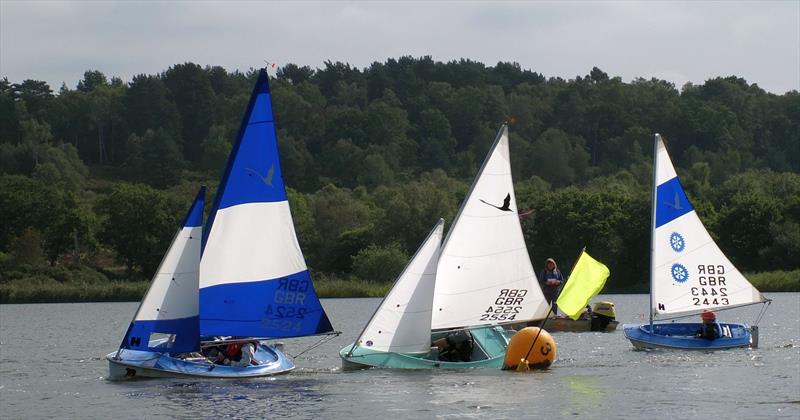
[106,343,295,379]
[547,318,618,332]
[622,322,752,350]
[339,326,510,369]
[514,318,618,333]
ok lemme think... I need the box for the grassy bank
[0,277,392,303]
[1,269,796,304]
[747,270,800,292]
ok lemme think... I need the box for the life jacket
[226,343,243,361]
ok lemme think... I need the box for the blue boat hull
[107,342,294,379]
[340,326,511,369]
[622,322,752,350]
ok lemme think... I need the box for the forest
[1,57,798,302]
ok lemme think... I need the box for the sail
[353,219,444,354]
[199,70,333,338]
[432,125,550,330]
[651,134,765,318]
[121,187,204,353]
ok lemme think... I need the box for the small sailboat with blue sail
[107,69,335,378]
[622,134,770,350]
[340,125,551,369]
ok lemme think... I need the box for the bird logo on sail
[480,193,513,212]
[664,192,683,210]
[246,164,275,187]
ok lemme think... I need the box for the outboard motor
[590,301,616,331]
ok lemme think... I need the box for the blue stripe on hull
[199,270,333,338]
[122,316,200,353]
[655,177,693,228]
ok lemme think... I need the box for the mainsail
[199,70,333,338]
[352,219,444,354]
[120,186,205,353]
[432,125,550,330]
[651,134,765,319]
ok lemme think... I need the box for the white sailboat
[340,125,551,368]
[623,134,770,350]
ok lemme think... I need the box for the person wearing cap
[539,258,564,315]
[696,310,721,340]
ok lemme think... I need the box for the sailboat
[340,125,551,369]
[107,69,334,378]
[622,134,770,350]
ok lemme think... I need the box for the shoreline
[1,272,797,304]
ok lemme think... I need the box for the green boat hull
[340,326,511,369]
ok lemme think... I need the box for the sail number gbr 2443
[690,264,729,306]
[480,289,527,321]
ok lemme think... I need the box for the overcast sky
[1,1,798,94]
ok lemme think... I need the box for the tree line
[0,57,798,293]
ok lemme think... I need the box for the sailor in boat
[696,310,722,340]
[539,258,564,314]
[432,330,475,362]
[232,340,261,367]
[204,345,230,365]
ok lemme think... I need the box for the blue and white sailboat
[108,69,334,378]
[622,134,770,350]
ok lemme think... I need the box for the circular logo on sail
[670,232,685,252]
[671,263,689,283]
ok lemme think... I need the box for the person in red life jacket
[696,310,721,340]
[232,340,261,367]
[226,342,244,362]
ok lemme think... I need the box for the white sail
[431,125,550,330]
[354,219,444,353]
[121,187,204,353]
[651,134,765,318]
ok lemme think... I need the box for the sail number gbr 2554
[690,264,729,306]
[480,289,527,321]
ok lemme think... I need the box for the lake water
[1,294,798,419]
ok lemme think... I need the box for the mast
[649,134,659,328]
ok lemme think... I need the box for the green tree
[163,63,216,162]
[352,243,408,282]
[97,183,182,275]
[124,74,181,142]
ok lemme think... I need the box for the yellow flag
[556,251,610,320]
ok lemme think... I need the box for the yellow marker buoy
[503,327,557,370]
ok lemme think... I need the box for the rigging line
[753,299,772,326]
[290,331,341,359]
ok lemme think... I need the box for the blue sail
[121,186,205,353]
[199,69,333,339]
